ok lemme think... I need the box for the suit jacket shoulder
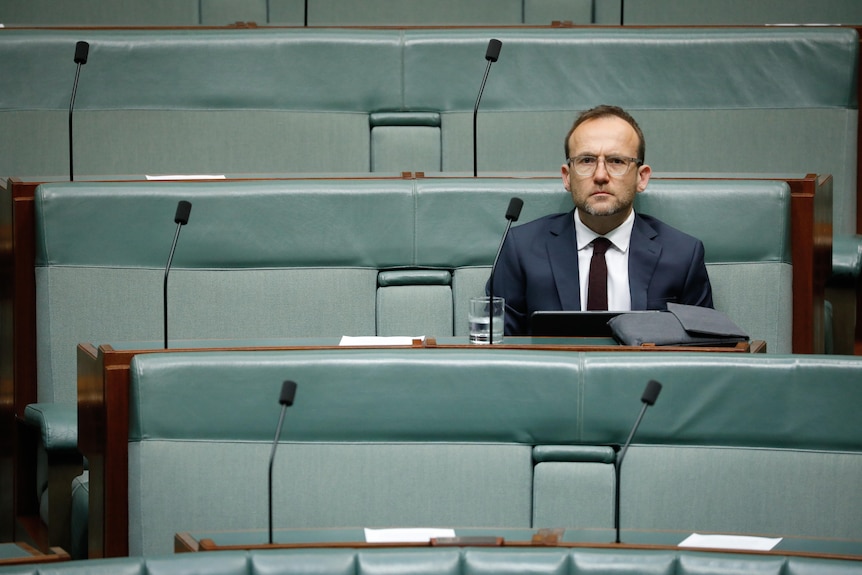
[634,212,706,245]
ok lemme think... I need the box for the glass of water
[469,296,504,344]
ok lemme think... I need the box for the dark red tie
[587,237,612,311]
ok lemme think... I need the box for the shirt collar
[573,208,635,253]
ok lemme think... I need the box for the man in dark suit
[491,105,713,335]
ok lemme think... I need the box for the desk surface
[98,336,763,353]
[175,528,862,562]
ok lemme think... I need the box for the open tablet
[530,310,657,337]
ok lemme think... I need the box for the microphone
[473,38,502,177]
[163,200,192,349]
[614,379,662,544]
[268,380,298,545]
[69,41,89,181]
[487,197,523,344]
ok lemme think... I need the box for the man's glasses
[567,155,643,177]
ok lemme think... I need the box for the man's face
[561,116,651,234]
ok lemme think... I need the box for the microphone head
[74,41,90,65]
[505,197,524,221]
[485,39,502,63]
[279,380,298,406]
[641,379,663,406]
[174,200,192,225]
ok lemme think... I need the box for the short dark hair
[564,105,646,162]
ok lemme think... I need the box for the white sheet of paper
[145,174,226,180]
[339,336,424,346]
[364,528,456,543]
[678,533,782,551]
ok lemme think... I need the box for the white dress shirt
[574,209,634,311]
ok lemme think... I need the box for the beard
[578,194,627,217]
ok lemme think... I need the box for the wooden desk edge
[81,339,764,357]
[173,533,862,562]
[0,543,70,565]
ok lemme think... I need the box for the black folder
[607,303,749,347]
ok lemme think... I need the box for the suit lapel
[547,210,582,310]
[628,214,661,309]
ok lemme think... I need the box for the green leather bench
[1,25,857,352]
[30,177,791,406]
[1,22,859,558]
[1,0,858,26]
[0,25,856,350]
[0,26,855,237]
[0,0,598,26]
[3,547,862,575]
[618,0,862,25]
[20,176,793,555]
[86,348,862,556]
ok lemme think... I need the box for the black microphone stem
[268,403,288,545]
[614,379,662,544]
[488,218,515,345]
[617,402,648,472]
[163,222,183,349]
[487,197,522,345]
[268,380,297,545]
[163,201,191,349]
[68,63,83,181]
[472,39,501,177]
[473,59,494,178]
[69,41,89,181]
[614,401,648,543]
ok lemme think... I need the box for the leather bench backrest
[33,177,792,405]
[0,28,402,175]
[33,180,415,403]
[412,178,792,350]
[127,348,585,554]
[534,351,862,539]
[6,547,862,575]
[1,27,856,233]
[2,0,860,26]
[622,0,862,24]
[125,350,862,553]
[401,27,857,234]
[0,0,597,26]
